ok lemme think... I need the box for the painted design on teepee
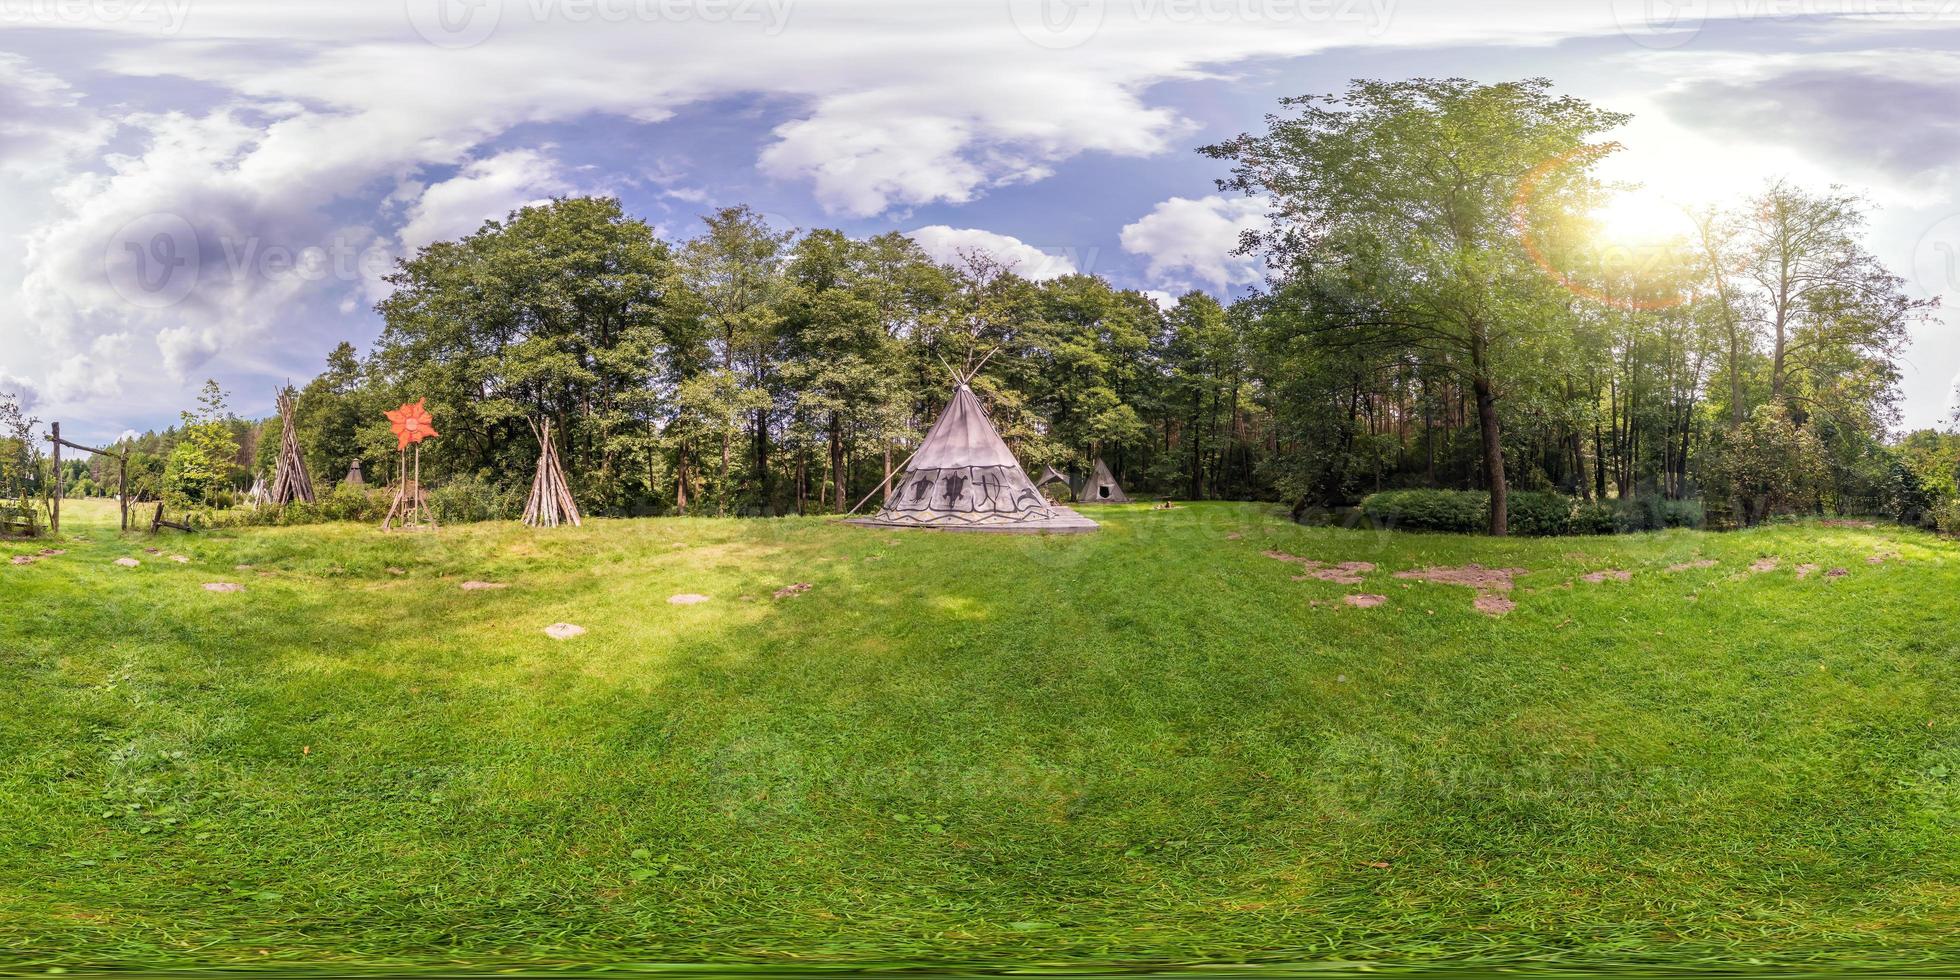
[869,384,1057,528]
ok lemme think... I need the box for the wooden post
[119,450,129,532]
[49,422,60,535]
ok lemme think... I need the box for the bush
[1361,489,1489,533]
[1506,491,1573,537]
[1568,497,1704,535]
[428,473,523,524]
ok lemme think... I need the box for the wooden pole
[119,451,128,532]
[49,422,59,535]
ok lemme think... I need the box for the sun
[1589,187,1697,248]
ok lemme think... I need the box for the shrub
[1361,489,1489,533]
[428,473,523,524]
[1506,491,1573,537]
[1571,501,1618,535]
[1567,497,1704,535]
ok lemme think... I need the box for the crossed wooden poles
[44,421,131,533]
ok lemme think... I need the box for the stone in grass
[544,623,587,640]
[114,557,140,568]
[668,593,712,605]
[459,581,507,591]
[203,582,245,593]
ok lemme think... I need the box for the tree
[1208,77,1628,533]
[165,381,241,505]
[0,391,40,504]
[1702,404,1826,525]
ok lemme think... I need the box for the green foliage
[1703,405,1827,525]
[427,473,525,524]
[1361,489,1490,533]
[1506,490,1574,537]
[163,381,240,506]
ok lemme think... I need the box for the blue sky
[3,0,1958,443]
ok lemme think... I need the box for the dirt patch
[113,557,140,568]
[1265,550,1377,584]
[38,548,65,557]
[1225,532,1243,541]
[169,555,189,563]
[386,567,406,576]
[1580,569,1633,584]
[1343,593,1387,608]
[668,593,711,605]
[543,623,586,640]
[143,548,159,555]
[1866,553,1897,565]
[773,582,813,599]
[11,555,37,566]
[202,582,244,593]
[1666,559,1717,572]
[1748,558,1779,574]
[1473,594,1516,617]
[1825,567,1849,580]
[459,581,507,591]
[1795,563,1820,580]
[1394,564,1528,592]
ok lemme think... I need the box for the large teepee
[268,390,316,506]
[849,377,1096,533]
[1076,457,1131,504]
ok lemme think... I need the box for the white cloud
[907,225,1079,281]
[399,149,572,252]
[1120,195,1266,290]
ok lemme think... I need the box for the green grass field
[3,498,1958,973]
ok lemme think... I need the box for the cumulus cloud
[400,149,572,252]
[1120,195,1266,290]
[0,54,108,176]
[907,225,1080,281]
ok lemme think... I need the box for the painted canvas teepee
[268,390,316,506]
[850,380,1096,533]
[1076,457,1131,503]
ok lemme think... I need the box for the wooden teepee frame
[522,418,581,528]
[269,389,315,505]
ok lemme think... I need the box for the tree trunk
[1469,328,1506,536]
[830,412,846,512]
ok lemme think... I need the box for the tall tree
[1207,77,1627,533]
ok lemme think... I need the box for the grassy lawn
[3,498,1957,973]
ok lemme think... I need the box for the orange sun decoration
[386,399,439,450]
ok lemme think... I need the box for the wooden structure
[522,418,581,528]
[382,399,438,532]
[247,472,270,509]
[344,459,366,488]
[44,421,131,533]
[151,502,193,533]
[269,390,316,506]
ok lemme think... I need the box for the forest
[6,79,1959,535]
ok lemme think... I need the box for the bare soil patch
[1580,569,1633,584]
[11,555,37,566]
[1343,593,1387,608]
[38,548,65,557]
[1748,558,1779,574]
[1473,594,1516,617]
[169,555,189,563]
[1795,563,1820,580]
[668,593,712,605]
[459,581,507,591]
[544,623,586,640]
[1666,559,1717,572]
[113,557,140,568]
[202,582,244,593]
[1264,550,1377,584]
[773,582,813,599]
[1394,564,1527,592]
[1825,567,1849,580]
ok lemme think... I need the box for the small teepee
[848,372,1095,534]
[268,390,316,506]
[246,471,270,509]
[343,459,366,488]
[1076,457,1131,504]
[522,418,581,528]
[1033,464,1074,501]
